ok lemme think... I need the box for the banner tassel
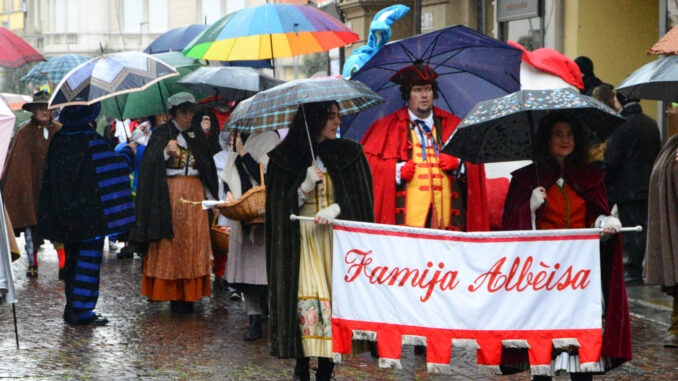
[451,339,480,349]
[378,358,402,369]
[552,338,581,349]
[427,363,451,374]
[530,365,552,376]
[352,330,377,341]
[580,362,602,373]
[402,335,426,346]
[502,339,531,349]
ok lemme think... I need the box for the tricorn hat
[21,90,50,112]
[390,63,439,86]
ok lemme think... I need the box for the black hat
[59,103,101,126]
[615,92,638,106]
[574,56,594,77]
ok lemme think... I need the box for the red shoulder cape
[361,106,490,231]
[503,163,632,366]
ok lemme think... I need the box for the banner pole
[289,214,642,234]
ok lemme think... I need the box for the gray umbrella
[616,55,678,101]
[177,66,282,101]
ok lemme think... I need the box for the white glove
[300,165,321,193]
[530,187,546,213]
[315,203,341,224]
[595,215,622,233]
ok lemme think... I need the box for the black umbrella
[177,66,283,101]
[442,87,624,164]
[616,55,678,101]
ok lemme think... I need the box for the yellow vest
[405,126,451,229]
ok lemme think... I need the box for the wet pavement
[1,239,677,380]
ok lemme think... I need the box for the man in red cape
[361,64,489,231]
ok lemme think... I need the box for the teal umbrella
[101,52,208,120]
[20,54,91,85]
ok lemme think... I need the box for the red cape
[503,162,632,367]
[361,106,490,231]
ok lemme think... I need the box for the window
[66,0,78,33]
[148,0,168,33]
[225,0,245,15]
[54,0,64,32]
[123,0,143,33]
[201,0,223,24]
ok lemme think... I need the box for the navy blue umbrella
[341,25,522,141]
[144,24,208,54]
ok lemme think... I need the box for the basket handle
[259,162,264,186]
[212,213,218,227]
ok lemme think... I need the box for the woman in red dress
[502,112,630,380]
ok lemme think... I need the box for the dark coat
[603,103,661,205]
[503,162,632,368]
[38,124,135,244]
[265,138,374,359]
[129,121,218,248]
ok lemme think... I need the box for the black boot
[293,357,310,381]
[316,358,334,381]
[244,314,263,341]
[26,265,38,278]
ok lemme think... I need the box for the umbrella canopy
[615,55,678,101]
[340,25,522,141]
[183,3,358,61]
[144,24,209,54]
[0,97,16,170]
[101,52,207,120]
[0,27,45,67]
[225,77,383,133]
[177,66,282,101]
[48,51,179,109]
[20,54,91,85]
[0,93,31,111]
[442,87,624,164]
[647,24,678,55]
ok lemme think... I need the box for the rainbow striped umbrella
[183,3,358,61]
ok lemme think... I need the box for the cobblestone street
[0,241,676,380]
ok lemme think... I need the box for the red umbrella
[0,27,45,67]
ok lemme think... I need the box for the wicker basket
[217,162,266,224]
[210,215,230,253]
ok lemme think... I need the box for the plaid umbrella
[48,52,179,109]
[20,54,91,85]
[442,87,624,164]
[224,77,383,132]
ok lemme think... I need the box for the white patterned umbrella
[48,51,179,109]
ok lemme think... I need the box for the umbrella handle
[300,103,316,163]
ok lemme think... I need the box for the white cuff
[395,162,406,185]
[315,203,341,222]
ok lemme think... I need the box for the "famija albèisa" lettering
[343,249,592,303]
[344,249,459,302]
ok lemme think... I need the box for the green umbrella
[101,52,209,120]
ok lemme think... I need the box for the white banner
[330,220,603,374]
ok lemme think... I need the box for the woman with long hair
[265,101,374,381]
[502,111,630,380]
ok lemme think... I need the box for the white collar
[407,109,434,128]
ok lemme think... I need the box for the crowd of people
[1,56,676,381]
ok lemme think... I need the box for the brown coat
[1,119,61,229]
[644,134,678,294]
